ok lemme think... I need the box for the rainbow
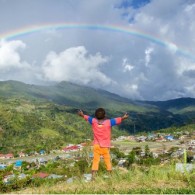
[0,23,194,60]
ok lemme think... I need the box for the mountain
[0,80,194,126]
[0,80,195,153]
[143,98,195,114]
[0,80,154,112]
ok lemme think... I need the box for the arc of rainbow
[0,23,194,61]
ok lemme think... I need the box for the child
[78,108,128,178]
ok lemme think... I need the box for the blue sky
[0,0,195,101]
[118,0,151,9]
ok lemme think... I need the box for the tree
[127,150,136,166]
[110,147,125,159]
[144,145,151,157]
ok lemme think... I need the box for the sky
[0,0,195,101]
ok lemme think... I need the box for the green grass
[14,164,195,194]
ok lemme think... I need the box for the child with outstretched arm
[78,107,128,179]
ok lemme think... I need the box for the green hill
[0,80,155,112]
[0,80,195,153]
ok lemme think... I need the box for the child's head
[95,108,106,120]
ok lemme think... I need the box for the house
[116,136,127,141]
[39,150,46,155]
[18,173,27,180]
[15,160,22,166]
[0,153,14,159]
[165,135,174,141]
[0,153,5,159]
[19,152,26,157]
[0,163,7,170]
[155,137,166,142]
[136,136,147,142]
[32,172,49,179]
[14,160,23,170]
[38,158,47,165]
[47,174,63,179]
[126,136,136,141]
[63,145,80,152]
[146,135,155,141]
[5,153,14,159]
[179,135,186,140]
[80,142,87,146]
[3,174,15,184]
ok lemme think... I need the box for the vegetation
[0,80,195,193]
[6,164,195,194]
[0,142,194,194]
[0,80,195,154]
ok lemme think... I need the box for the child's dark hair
[95,108,106,120]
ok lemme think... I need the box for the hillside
[0,80,155,112]
[144,98,195,116]
[0,80,195,153]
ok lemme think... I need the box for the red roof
[5,153,14,158]
[33,172,49,178]
[80,142,87,146]
[63,145,79,151]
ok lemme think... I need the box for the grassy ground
[13,164,195,194]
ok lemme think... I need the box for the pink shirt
[84,115,122,147]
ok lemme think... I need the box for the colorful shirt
[84,115,122,147]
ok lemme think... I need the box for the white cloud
[0,40,42,84]
[175,58,195,76]
[1,0,195,100]
[120,83,142,100]
[42,46,113,86]
[122,58,134,72]
[144,47,153,67]
[0,40,30,71]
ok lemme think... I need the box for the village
[0,130,195,185]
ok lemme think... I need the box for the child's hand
[78,109,84,117]
[122,112,129,120]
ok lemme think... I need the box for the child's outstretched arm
[77,109,84,117]
[77,109,93,124]
[110,112,129,126]
[121,112,129,121]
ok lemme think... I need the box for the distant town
[1,130,195,185]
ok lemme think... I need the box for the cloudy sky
[0,0,195,101]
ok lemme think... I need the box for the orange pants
[92,144,112,171]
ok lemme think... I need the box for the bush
[0,177,31,193]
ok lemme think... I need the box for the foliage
[110,147,125,159]
[11,164,195,194]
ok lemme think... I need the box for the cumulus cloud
[114,0,195,100]
[42,46,113,86]
[0,40,30,71]
[0,40,42,83]
[1,0,195,100]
